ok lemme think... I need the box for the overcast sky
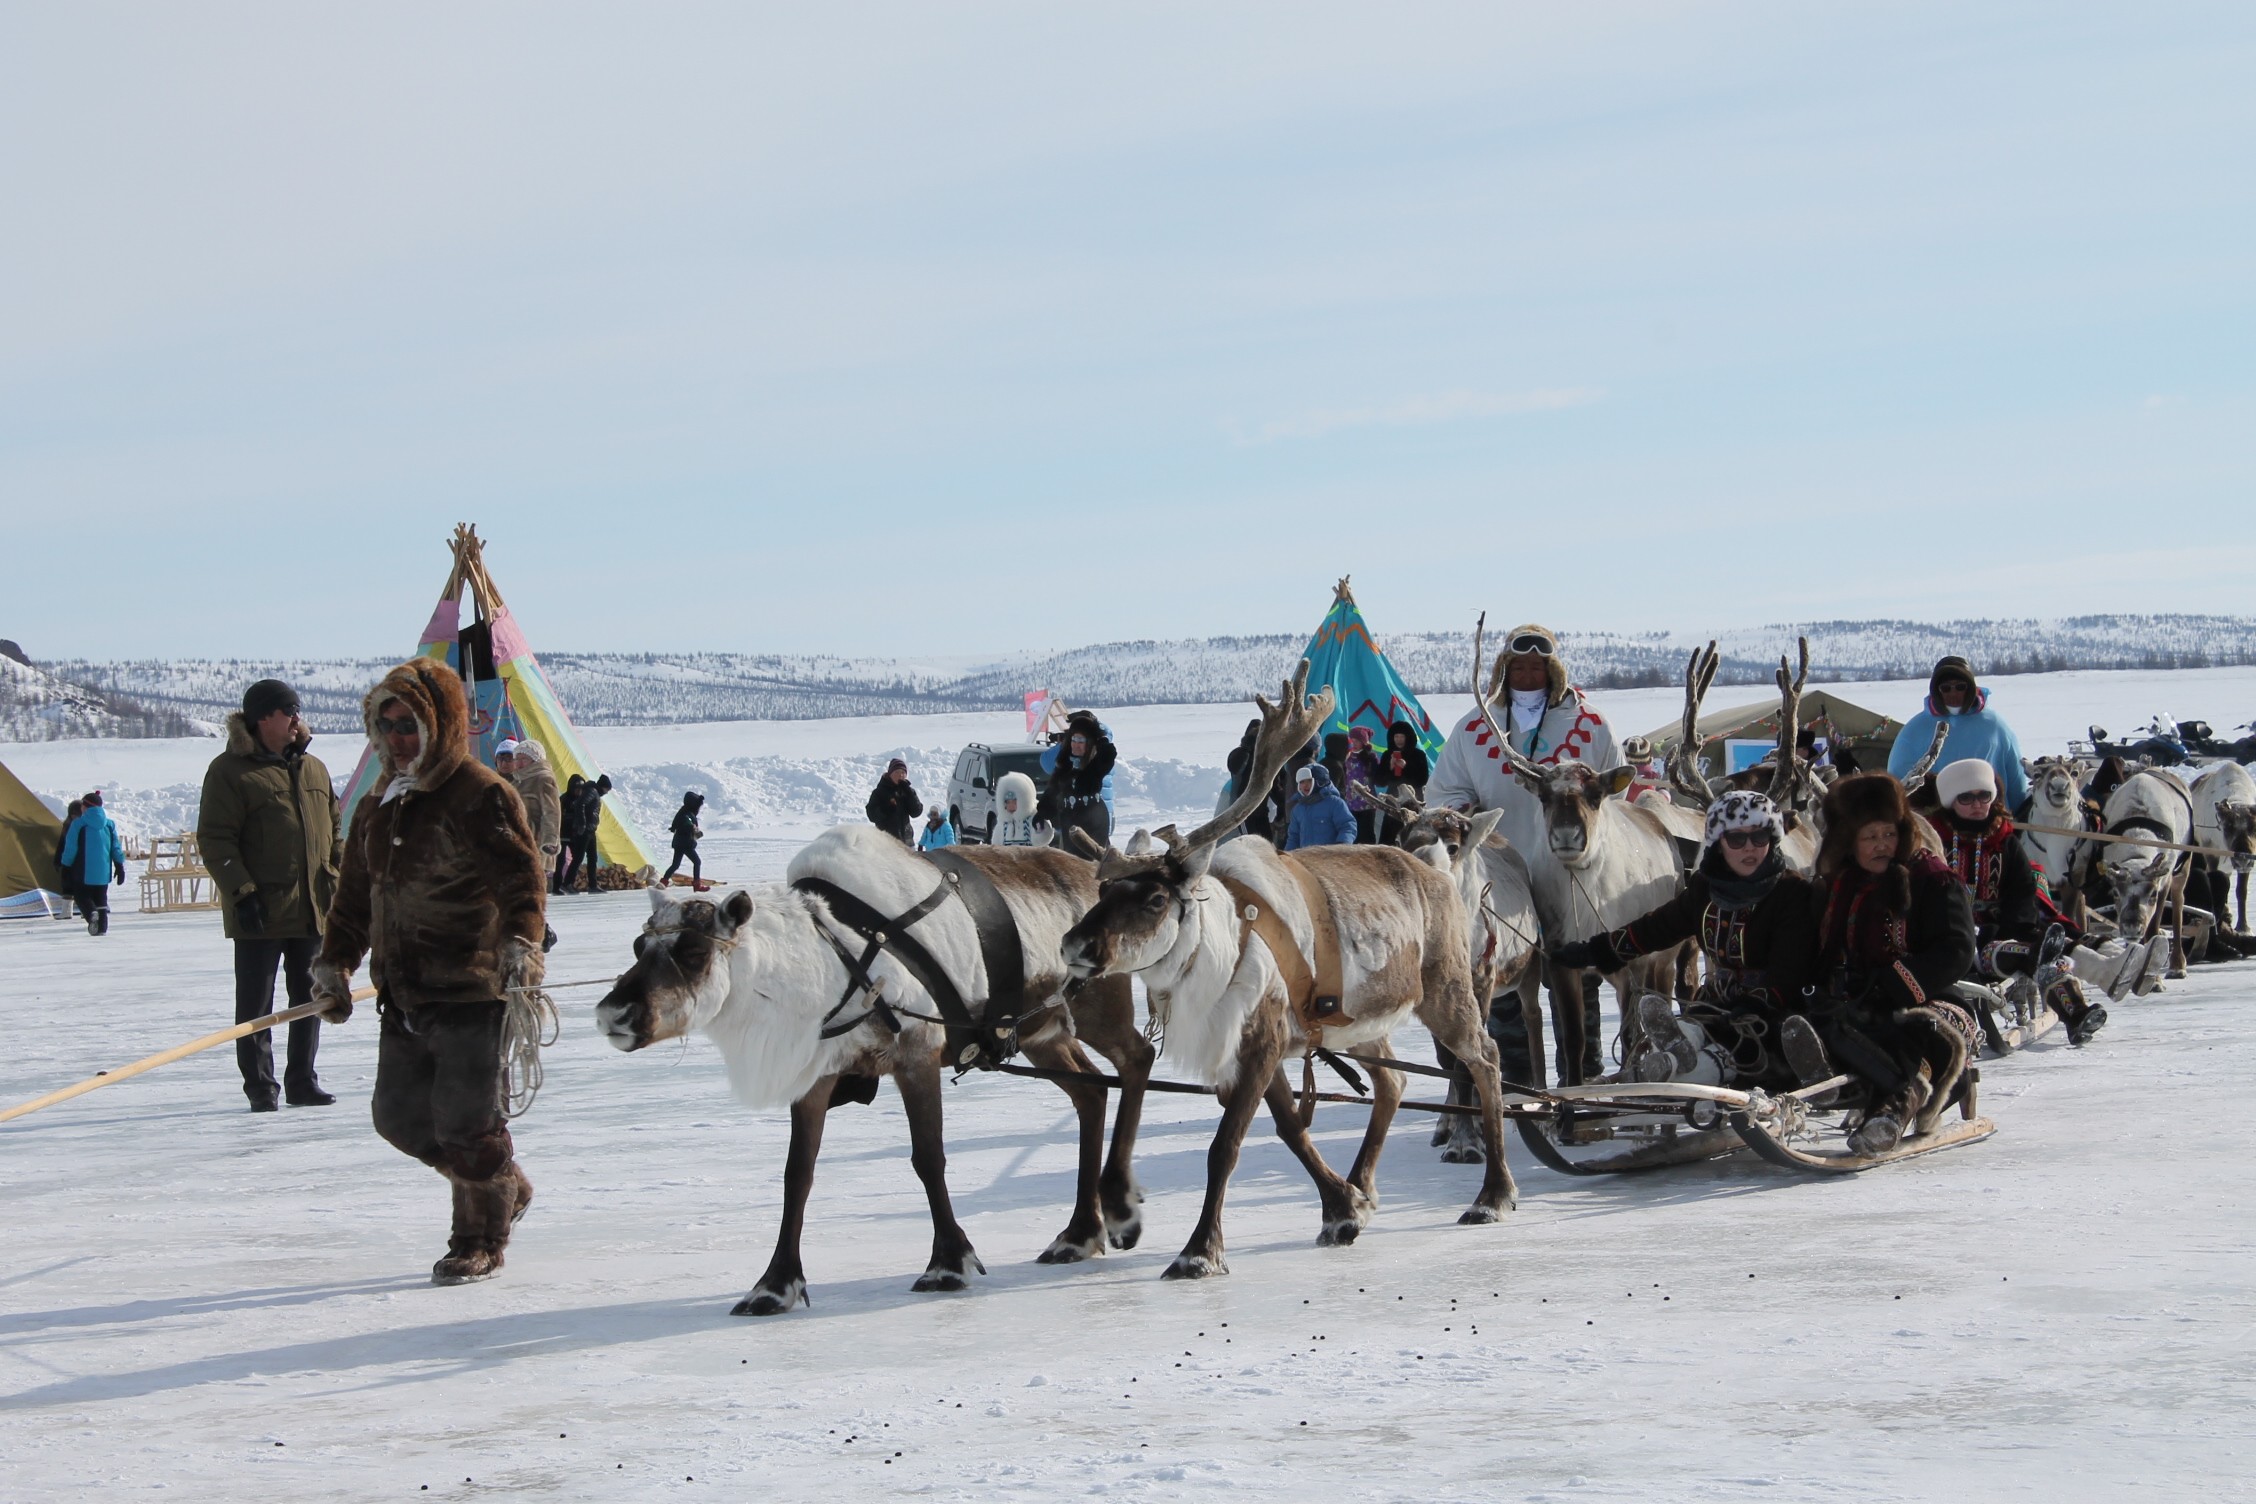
[4,4,2251,661]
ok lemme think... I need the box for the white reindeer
[594,831,1153,1314]
[2098,769,2197,972]
[2190,760,2256,938]
[2020,754,2097,923]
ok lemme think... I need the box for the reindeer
[2190,760,2256,940]
[2020,754,2098,924]
[2097,769,2197,973]
[593,830,1152,1315]
[1355,778,1542,1162]
[1666,638,1822,876]
[1059,662,1516,1279]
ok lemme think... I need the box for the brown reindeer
[1060,662,1516,1278]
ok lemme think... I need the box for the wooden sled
[1731,1110,1996,1173]
[1508,1081,1776,1177]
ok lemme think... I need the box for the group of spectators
[1220,718,1432,851]
[864,709,1122,852]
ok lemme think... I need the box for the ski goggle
[1506,631,1557,658]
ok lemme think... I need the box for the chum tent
[1638,688,1906,783]
[1300,578,1444,761]
[0,758,68,916]
[338,525,658,876]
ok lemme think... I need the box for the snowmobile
[2081,714,2189,767]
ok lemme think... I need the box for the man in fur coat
[197,678,341,1110]
[497,738,562,893]
[313,659,548,1286]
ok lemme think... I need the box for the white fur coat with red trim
[1429,688,1622,860]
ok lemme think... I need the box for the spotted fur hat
[1703,789,1785,853]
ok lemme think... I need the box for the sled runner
[1959,979,2062,1057]
[1507,1081,1783,1177]
[1507,1074,1996,1177]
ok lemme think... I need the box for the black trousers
[373,999,513,1183]
[662,842,702,881]
[558,836,597,892]
[234,936,322,1103]
[75,882,111,920]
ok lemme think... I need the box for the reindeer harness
[792,848,1028,1072]
[1215,872,1351,1041]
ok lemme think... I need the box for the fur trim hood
[1485,621,1571,707]
[1928,656,1980,704]
[223,710,311,760]
[995,769,1037,813]
[361,658,471,792]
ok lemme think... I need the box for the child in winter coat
[993,770,1040,847]
[59,790,127,934]
[1284,765,1357,851]
[661,791,707,889]
[1341,725,1382,843]
[919,807,957,851]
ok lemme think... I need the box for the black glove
[112,861,127,885]
[235,891,269,936]
[1548,940,1598,972]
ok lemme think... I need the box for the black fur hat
[1818,772,1917,904]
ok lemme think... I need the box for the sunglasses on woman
[374,715,419,736]
[1952,790,1996,807]
[1719,830,1772,850]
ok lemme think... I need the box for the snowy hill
[40,613,2256,734]
[0,642,203,742]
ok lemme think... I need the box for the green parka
[196,713,342,940]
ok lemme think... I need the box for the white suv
[946,743,1050,844]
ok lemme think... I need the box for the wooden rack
[138,833,222,914]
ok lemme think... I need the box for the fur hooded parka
[319,659,547,1009]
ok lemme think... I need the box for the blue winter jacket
[919,818,957,851]
[59,806,126,887]
[1284,767,1357,851]
[1888,687,2029,809]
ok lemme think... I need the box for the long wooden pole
[0,985,377,1126]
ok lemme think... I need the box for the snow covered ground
[4,877,2255,1498]
[5,663,2256,1501]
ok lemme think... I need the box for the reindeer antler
[1178,659,1334,850]
[1900,721,1952,792]
[1667,641,1720,806]
[1469,614,1549,784]
[1767,636,1809,805]
[1349,780,1423,823]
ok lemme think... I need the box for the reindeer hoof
[1163,1253,1225,1280]
[1104,1214,1143,1251]
[1458,1201,1510,1225]
[731,1280,808,1316]
[1037,1235,1101,1265]
[912,1270,969,1292]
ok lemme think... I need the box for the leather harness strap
[791,862,1024,1071]
[1215,871,1351,1039]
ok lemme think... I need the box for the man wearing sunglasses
[1887,656,2029,812]
[198,678,341,1111]
[1430,622,1621,1081]
[313,658,548,1286]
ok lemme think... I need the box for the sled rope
[2020,822,2208,856]
[0,986,377,1126]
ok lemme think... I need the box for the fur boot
[432,1172,516,1285]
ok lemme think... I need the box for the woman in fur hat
[1807,772,1978,1155]
[1548,790,1831,1091]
